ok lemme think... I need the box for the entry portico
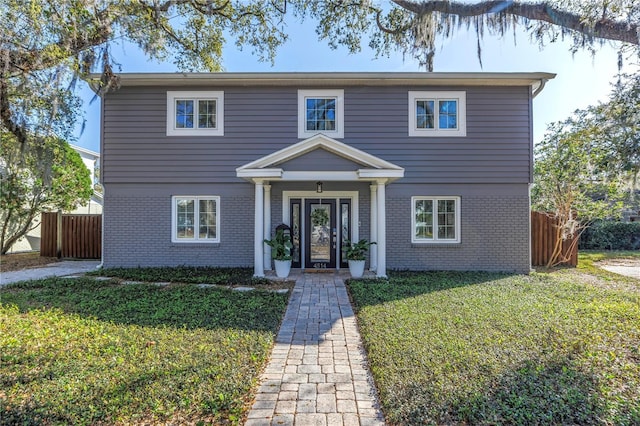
[236,134,404,278]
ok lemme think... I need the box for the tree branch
[391,0,640,45]
[0,77,27,147]
[1,24,113,77]
[1,1,238,77]
[375,9,413,35]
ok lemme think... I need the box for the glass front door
[289,197,352,270]
[305,199,336,269]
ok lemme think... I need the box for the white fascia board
[281,171,359,181]
[110,72,556,89]
[357,169,405,179]
[279,169,404,181]
[236,168,283,179]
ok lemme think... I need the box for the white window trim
[408,91,466,137]
[172,195,221,243]
[411,196,461,244]
[167,91,224,136]
[298,89,344,139]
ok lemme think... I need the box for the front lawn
[87,266,281,288]
[0,276,289,425]
[348,258,640,425]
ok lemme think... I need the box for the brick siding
[386,195,530,273]
[103,188,254,268]
[104,183,530,273]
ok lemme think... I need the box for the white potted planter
[264,228,294,278]
[274,259,292,278]
[343,239,375,278]
[347,259,366,278]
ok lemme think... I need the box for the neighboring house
[68,145,103,215]
[98,72,554,276]
[7,144,102,253]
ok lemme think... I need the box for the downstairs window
[172,196,220,243]
[412,196,460,243]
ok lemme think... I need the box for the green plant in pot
[343,239,375,278]
[264,228,294,278]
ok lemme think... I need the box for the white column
[369,184,377,271]
[376,180,387,278]
[263,184,272,270]
[254,180,265,277]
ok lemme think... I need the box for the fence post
[56,210,62,258]
[530,211,578,268]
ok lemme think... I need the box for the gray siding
[103,85,532,184]
[275,148,364,171]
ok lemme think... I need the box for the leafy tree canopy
[531,72,640,266]
[531,119,625,267]
[589,73,640,183]
[535,73,640,197]
[0,133,93,253]
[532,120,625,220]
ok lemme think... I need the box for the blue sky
[75,14,639,153]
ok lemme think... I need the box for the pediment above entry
[235,134,404,183]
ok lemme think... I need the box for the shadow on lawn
[0,359,246,426]
[392,357,612,425]
[347,270,515,309]
[1,277,289,332]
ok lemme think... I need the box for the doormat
[303,269,337,273]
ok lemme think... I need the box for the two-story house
[98,72,554,276]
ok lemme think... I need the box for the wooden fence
[40,212,102,259]
[531,211,578,267]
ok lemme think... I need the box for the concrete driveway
[0,260,101,286]
[595,258,640,280]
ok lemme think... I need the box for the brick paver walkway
[245,273,385,426]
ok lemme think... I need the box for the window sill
[166,129,224,137]
[408,129,467,137]
[411,241,461,247]
[170,242,221,247]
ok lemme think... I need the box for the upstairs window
[298,90,344,138]
[409,91,466,137]
[412,196,460,243]
[167,91,224,136]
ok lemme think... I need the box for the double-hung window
[408,91,466,137]
[412,196,460,243]
[167,91,224,136]
[298,90,344,138]
[172,196,220,243]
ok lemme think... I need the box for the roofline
[93,72,555,89]
[70,144,100,159]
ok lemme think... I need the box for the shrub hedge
[579,221,640,250]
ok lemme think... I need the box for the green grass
[0,276,290,425]
[87,266,281,287]
[348,267,640,425]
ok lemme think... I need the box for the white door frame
[282,191,359,270]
